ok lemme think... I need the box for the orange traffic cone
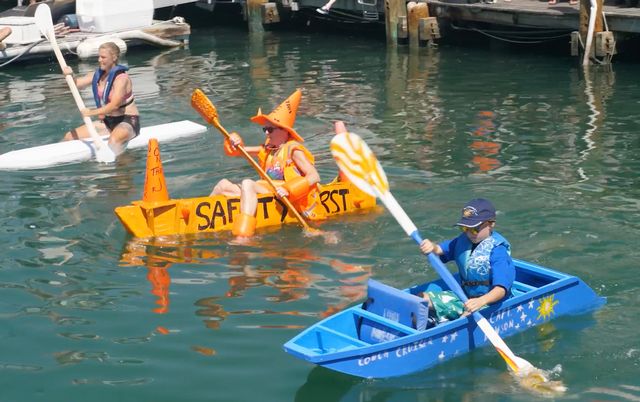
[142,138,170,203]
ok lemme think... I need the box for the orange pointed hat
[250,89,303,142]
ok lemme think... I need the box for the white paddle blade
[34,4,54,39]
[330,132,389,197]
[476,318,533,372]
[95,144,116,163]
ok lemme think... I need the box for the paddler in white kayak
[61,41,140,156]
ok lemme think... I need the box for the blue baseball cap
[456,198,496,228]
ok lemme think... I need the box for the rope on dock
[450,22,571,44]
[0,38,45,68]
[309,8,382,23]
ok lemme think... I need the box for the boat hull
[283,259,606,379]
[115,179,377,238]
[0,120,207,170]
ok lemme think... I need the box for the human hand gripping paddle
[330,130,566,395]
[34,4,115,164]
[190,89,338,244]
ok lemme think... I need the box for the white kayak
[0,120,207,170]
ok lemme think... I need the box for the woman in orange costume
[210,89,321,237]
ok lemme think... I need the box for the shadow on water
[291,308,605,402]
[293,363,540,402]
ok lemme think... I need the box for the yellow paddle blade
[191,89,219,125]
[515,366,567,397]
[330,132,389,197]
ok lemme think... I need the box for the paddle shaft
[376,188,527,372]
[209,115,312,231]
[33,4,107,153]
[50,37,105,151]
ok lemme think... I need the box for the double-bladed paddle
[330,129,566,394]
[34,4,115,163]
[190,89,337,243]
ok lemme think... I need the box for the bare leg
[108,123,136,155]
[211,179,241,197]
[317,0,336,13]
[62,121,107,141]
[239,179,270,216]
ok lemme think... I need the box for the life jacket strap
[462,280,490,287]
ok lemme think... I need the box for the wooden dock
[272,0,637,61]
[173,0,639,61]
[426,0,640,33]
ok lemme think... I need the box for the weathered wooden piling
[385,0,407,46]
[407,2,429,47]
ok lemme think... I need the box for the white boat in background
[0,120,207,170]
[0,0,194,66]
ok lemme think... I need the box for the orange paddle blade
[191,89,219,126]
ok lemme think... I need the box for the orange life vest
[257,141,323,219]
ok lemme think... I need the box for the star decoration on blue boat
[520,310,528,321]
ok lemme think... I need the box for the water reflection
[0,74,49,134]
[469,111,501,173]
[294,364,539,402]
[0,27,638,401]
[119,236,372,328]
[576,65,615,182]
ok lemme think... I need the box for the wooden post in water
[247,0,267,33]
[386,0,407,46]
[407,2,429,48]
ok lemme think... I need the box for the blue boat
[283,259,606,379]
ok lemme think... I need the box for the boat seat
[358,279,431,344]
[510,281,536,297]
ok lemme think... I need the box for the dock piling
[407,2,430,47]
[247,0,268,32]
[385,0,407,46]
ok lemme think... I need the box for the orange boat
[115,139,376,238]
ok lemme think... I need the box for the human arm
[463,286,506,314]
[275,149,320,199]
[421,237,457,264]
[223,132,263,156]
[62,66,92,89]
[419,239,443,256]
[464,245,514,314]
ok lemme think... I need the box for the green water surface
[0,26,638,402]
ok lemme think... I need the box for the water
[1,26,639,401]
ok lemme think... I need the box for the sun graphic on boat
[536,295,559,321]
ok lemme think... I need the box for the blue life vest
[452,231,511,297]
[92,65,129,108]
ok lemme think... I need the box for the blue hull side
[283,259,606,378]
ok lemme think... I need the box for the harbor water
[0,26,639,401]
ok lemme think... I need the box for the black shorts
[102,115,141,137]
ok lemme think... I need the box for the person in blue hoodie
[419,198,515,323]
[61,41,140,155]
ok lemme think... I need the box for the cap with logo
[456,198,496,228]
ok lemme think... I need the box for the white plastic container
[76,0,154,33]
[0,17,41,45]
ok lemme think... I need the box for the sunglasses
[460,221,493,235]
[263,126,277,134]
